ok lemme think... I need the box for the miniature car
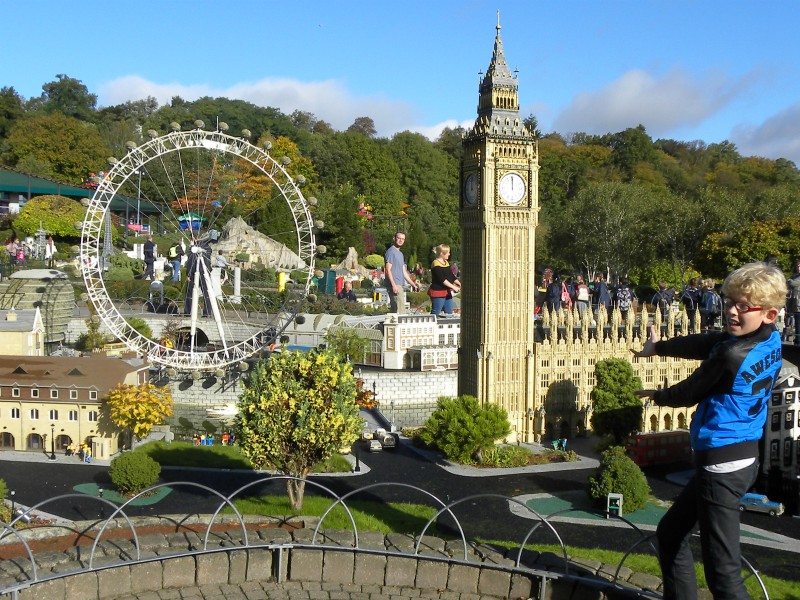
[739,493,784,517]
[361,428,399,451]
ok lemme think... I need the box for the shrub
[365,254,385,269]
[0,478,7,501]
[479,445,532,467]
[420,395,511,464]
[104,266,136,281]
[586,446,651,513]
[109,452,161,495]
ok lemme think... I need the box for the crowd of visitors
[536,270,727,332]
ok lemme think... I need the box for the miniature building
[0,355,149,456]
[0,270,74,349]
[765,370,800,477]
[457,19,541,439]
[0,308,44,356]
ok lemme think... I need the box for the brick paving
[115,581,505,600]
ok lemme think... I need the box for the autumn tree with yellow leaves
[106,383,174,445]
[236,350,362,509]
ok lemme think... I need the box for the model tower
[458,15,540,441]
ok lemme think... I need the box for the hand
[634,389,657,398]
[631,324,658,358]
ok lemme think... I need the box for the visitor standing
[143,236,156,281]
[168,241,184,282]
[384,232,418,313]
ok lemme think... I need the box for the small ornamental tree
[420,395,511,464]
[106,383,174,444]
[587,446,651,513]
[590,358,644,444]
[325,327,369,363]
[236,350,362,509]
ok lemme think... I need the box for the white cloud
[98,75,418,136]
[398,119,475,141]
[552,67,758,137]
[732,102,800,165]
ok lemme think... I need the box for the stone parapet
[0,517,662,600]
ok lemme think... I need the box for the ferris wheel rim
[80,128,316,371]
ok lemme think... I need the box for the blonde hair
[721,262,787,309]
[432,244,450,258]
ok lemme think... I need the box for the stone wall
[0,517,663,600]
[159,366,454,434]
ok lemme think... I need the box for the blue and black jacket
[652,323,781,466]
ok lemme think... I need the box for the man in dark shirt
[143,236,156,281]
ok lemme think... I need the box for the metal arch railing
[87,481,248,563]
[310,481,466,556]
[0,479,781,599]
[204,475,355,550]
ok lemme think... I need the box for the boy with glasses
[632,261,786,599]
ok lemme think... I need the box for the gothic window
[771,412,781,431]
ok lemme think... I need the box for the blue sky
[4,0,799,164]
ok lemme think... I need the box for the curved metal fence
[0,477,776,599]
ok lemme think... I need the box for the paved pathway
[109,579,504,600]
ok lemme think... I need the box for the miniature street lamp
[49,424,56,460]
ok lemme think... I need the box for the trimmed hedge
[109,451,161,495]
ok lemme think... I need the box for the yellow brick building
[0,355,149,458]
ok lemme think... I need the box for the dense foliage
[105,383,174,442]
[2,76,800,285]
[420,395,511,464]
[109,452,161,495]
[13,195,87,238]
[236,350,362,509]
[587,446,651,513]
[590,358,644,444]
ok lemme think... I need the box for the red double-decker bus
[625,430,691,467]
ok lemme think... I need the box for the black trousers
[656,460,758,599]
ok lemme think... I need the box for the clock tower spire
[459,16,540,442]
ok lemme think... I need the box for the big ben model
[459,16,540,442]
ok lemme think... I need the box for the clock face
[498,172,526,205]
[464,173,478,205]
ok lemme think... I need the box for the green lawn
[223,495,448,536]
[486,541,794,600]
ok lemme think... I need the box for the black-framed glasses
[722,298,763,313]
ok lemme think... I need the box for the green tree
[548,181,652,279]
[589,358,643,444]
[316,183,363,259]
[236,350,362,509]
[586,446,651,513]
[0,86,24,139]
[4,113,108,183]
[36,74,98,121]
[347,116,377,137]
[13,195,86,238]
[324,327,370,363]
[420,395,511,464]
